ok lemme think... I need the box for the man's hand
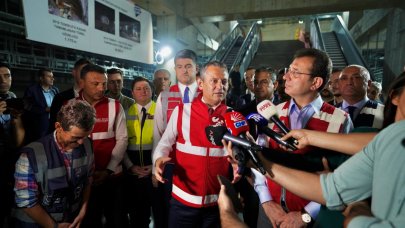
[92,170,110,186]
[261,201,287,227]
[151,175,159,188]
[0,100,6,114]
[130,165,152,178]
[280,129,311,150]
[279,211,306,228]
[155,157,172,183]
[343,200,372,228]
[218,185,235,213]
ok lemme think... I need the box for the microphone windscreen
[224,111,249,136]
[257,100,278,120]
[246,113,268,127]
[210,113,225,127]
[205,125,227,146]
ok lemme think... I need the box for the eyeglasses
[253,79,270,87]
[286,67,313,78]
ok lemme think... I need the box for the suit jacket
[23,84,59,143]
[49,88,75,133]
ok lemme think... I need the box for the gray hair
[346,64,371,81]
[200,61,229,81]
[57,100,96,132]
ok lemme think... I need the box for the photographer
[0,62,25,227]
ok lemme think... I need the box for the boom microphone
[246,113,298,151]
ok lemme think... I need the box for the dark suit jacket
[23,84,59,143]
[49,88,75,133]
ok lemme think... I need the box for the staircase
[322,32,347,69]
[250,40,305,70]
[223,36,244,69]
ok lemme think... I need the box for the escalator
[311,15,371,77]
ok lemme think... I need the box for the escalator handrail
[332,15,370,71]
[230,22,260,74]
[209,23,244,62]
[313,18,326,51]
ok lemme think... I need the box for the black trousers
[82,175,128,228]
[124,174,153,228]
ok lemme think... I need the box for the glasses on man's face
[253,79,270,87]
[286,67,313,79]
[207,78,228,87]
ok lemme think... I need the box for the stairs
[322,32,347,69]
[223,36,244,69]
[250,40,305,70]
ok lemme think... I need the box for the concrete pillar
[383,8,405,90]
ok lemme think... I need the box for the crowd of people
[0,47,404,228]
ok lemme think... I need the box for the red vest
[77,96,120,171]
[267,100,348,211]
[172,96,230,208]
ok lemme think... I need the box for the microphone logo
[207,129,216,145]
[211,116,224,127]
[230,112,244,121]
[257,100,271,112]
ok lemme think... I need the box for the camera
[0,94,26,114]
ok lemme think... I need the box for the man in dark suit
[235,66,255,109]
[49,58,91,133]
[23,68,59,143]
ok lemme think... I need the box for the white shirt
[152,81,198,167]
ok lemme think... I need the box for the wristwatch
[301,209,313,225]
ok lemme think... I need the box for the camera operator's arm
[281,129,376,155]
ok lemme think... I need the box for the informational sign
[22,0,153,64]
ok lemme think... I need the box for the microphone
[257,100,289,134]
[223,112,266,174]
[257,100,298,145]
[232,146,251,176]
[246,113,298,151]
[205,125,263,151]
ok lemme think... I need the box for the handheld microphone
[223,112,266,174]
[246,113,298,151]
[205,125,263,151]
[257,100,298,145]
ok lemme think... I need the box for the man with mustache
[75,64,128,228]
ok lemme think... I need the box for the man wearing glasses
[257,49,352,228]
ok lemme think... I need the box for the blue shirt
[341,98,368,121]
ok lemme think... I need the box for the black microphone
[223,112,266,174]
[257,100,290,134]
[205,125,263,151]
[257,100,298,145]
[246,113,298,151]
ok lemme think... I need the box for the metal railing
[208,23,244,62]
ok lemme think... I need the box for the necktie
[208,108,214,116]
[140,107,147,130]
[183,87,190,103]
[348,106,356,120]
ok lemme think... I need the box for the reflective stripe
[127,144,153,151]
[176,142,225,157]
[181,104,192,143]
[92,131,115,140]
[172,184,218,206]
[126,114,139,121]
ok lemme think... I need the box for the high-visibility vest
[126,102,156,166]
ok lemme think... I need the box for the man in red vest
[152,49,200,227]
[75,64,128,228]
[258,49,352,228]
[154,61,239,228]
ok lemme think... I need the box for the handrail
[311,18,326,51]
[230,22,261,76]
[332,15,370,72]
[209,23,244,62]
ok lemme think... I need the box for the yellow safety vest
[126,102,156,154]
